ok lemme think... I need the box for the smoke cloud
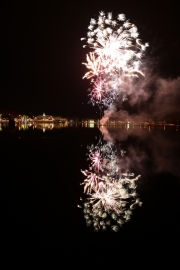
[100,126,180,180]
[101,71,180,123]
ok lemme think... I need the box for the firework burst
[82,11,148,109]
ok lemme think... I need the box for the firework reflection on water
[78,139,142,232]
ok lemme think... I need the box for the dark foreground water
[0,124,180,262]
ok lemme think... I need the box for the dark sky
[1,0,180,118]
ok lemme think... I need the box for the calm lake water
[0,124,180,259]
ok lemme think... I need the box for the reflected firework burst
[79,139,142,232]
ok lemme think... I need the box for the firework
[79,11,144,232]
[79,139,142,232]
[81,11,148,108]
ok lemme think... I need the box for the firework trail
[81,11,148,109]
[78,139,142,232]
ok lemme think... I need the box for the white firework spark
[81,11,148,108]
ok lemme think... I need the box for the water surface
[0,124,179,257]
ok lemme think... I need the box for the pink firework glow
[89,149,103,172]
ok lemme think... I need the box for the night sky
[1,0,180,118]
